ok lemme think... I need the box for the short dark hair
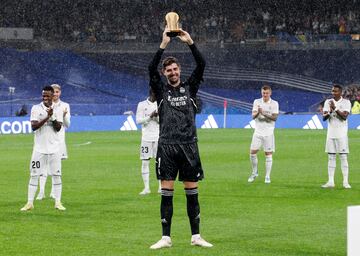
[162,56,180,69]
[42,86,54,93]
[333,84,342,91]
[261,85,272,91]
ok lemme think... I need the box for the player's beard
[168,74,179,85]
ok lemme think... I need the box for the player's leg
[21,152,45,211]
[180,143,212,248]
[322,138,336,188]
[51,142,68,198]
[153,141,162,193]
[249,134,261,182]
[50,152,65,210]
[340,154,350,188]
[338,137,350,188]
[264,134,275,184]
[150,144,177,249]
[37,172,47,200]
[139,141,151,195]
[139,159,151,195]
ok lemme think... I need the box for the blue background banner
[1,114,360,134]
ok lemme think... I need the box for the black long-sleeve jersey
[148,44,206,144]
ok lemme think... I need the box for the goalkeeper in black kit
[149,27,213,249]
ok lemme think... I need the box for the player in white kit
[136,89,161,195]
[248,85,279,184]
[36,84,70,200]
[21,86,66,211]
[321,85,351,189]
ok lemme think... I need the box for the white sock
[38,175,47,195]
[328,154,336,184]
[28,176,39,203]
[340,154,349,184]
[250,154,258,174]
[191,234,200,240]
[50,177,55,196]
[52,176,62,203]
[141,160,150,190]
[265,155,273,178]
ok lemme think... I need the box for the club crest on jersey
[180,87,185,93]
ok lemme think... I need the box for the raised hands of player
[258,106,263,114]
[63,108,68,118]
[177,29,194,45]
[160,26,171,49]
[329,100,336,112]
[47,107,53,118]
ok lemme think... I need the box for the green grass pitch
[0,129,359,256]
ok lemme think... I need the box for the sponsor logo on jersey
[303,115,323,129]
[167,95,188,107]
[201,115,218,129]
[120,116,138,131]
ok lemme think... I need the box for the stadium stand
[1,0,360,116]
[2,46,360,116]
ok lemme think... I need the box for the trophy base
[166,31,181,37]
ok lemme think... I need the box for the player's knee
[29,176,39,186]
[339,154,348,160]
[161,180,174,190]
[339,154,348,166]
[328,154,336,161]
[142,159,150,168]
[52,175,62,185]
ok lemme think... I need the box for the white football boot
[150,236,172,249]
[321,182,335,188]
[139,188,151,195]
[248,172,258,183]
[191,235,213,247]
[20,202,34,211]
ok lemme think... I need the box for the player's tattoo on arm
[263,113,278,122]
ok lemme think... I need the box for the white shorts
[60,142,68,160]
[325,137,349,154]
[140,140,158,160]
[30,150,62,177]
[250,134,275,152]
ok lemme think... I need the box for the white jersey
[252,98,279,136]
[53,100,71,143]
[323,97,351,139]
[136,99,159,142]
[30,102,64,154]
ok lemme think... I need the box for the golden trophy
[165,12,181,37]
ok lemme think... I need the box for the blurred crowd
[0,0,360,43]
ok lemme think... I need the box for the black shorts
[156,142,204,182]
